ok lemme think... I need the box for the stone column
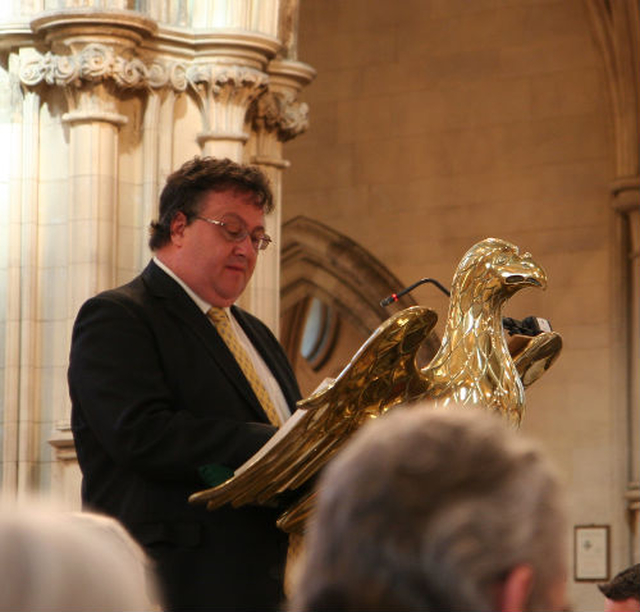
[242,59,315,334]
[584,0,640,561]
[1,71,40,495]
[17,11,156,498]
[612,177,640,561]
[189,63,268,160]
[137,60,189,270]
[26,12,156,308]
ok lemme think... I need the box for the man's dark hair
[149,156,274,250]
[598,564,640,601]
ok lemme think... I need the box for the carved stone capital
[187,63,269,145]
[20,43,150,89]
[147,58,189,91]
[252,90,309,142]
[186,63,268,98]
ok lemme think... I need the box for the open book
[234,377,335,476]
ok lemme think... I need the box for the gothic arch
[280,215,439,396]
[583,0,640,550]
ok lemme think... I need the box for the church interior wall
[0,1,635,610]
[283,1,637,609]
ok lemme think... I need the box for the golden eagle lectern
[190,237,562,533]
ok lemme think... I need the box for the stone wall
[283,1,639,609]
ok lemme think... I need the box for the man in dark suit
[68,157,301,611]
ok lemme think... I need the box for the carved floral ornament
[20,43,171,89]
[18,42,309,137]
[253,91,309,141]
[19,43,262,92]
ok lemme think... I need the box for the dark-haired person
[69,157,301,611]
[599,564,640,612]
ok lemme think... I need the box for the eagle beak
[502,252,548,290]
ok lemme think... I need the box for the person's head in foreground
[598,564,640,612]
[291,405,568,612]
[0,499,159,611]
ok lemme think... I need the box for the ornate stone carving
[19,43,223,95]
[253,90,309,142]
[20,43,150,89]
[186,63,269,148]
[186,63,268,94]
[18,43,277,109]
[147,58,189,91]
[17,42,290,155]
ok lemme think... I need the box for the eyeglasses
[195,216,272,251]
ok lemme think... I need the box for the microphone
[381,278,553,338]
[380,278,451,307]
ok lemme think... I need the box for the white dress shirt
[153,257,291,424]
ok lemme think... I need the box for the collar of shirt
[153,256,226,316]
[152,257,291,422]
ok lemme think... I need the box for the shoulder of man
[87,260,177,308]
[84,273,146,308]
[72,262,162,327]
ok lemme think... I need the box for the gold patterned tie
[207,307,282,427]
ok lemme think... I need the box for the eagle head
[454,238,547,301]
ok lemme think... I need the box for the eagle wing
[189,305,438,514]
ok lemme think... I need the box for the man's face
[170,188,266,307]
[605,598,640,612]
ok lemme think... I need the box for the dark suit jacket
[68,260,301,611]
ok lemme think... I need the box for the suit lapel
[141,261,269,422]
